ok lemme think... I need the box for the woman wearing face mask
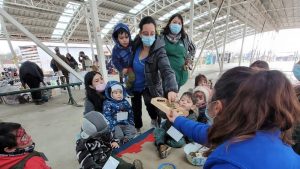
[130,16,178,133]
[166,68,300,169]
[161,13,196,89]
[83,71,107,115]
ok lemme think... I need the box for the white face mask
[205,107,214,125]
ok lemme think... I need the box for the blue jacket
[173,116,300,169]
[112,23,132,72]
[103,81,134,131]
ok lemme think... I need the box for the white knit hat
[111,84,123,92]
[193,86,211,102]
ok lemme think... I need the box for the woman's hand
[167,91,177,103]
[166,109,183,123]
[111,142,120,149]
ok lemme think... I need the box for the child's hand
[111,142,119,149]
[122,68,128,74]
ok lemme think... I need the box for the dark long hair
[84,71,105,112]
[205,70,300,156]
[162,13,186,38]
[0,122,21,153]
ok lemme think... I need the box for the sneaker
[158,144,172,159]
[133,159,143,169]
[150,119,159,128]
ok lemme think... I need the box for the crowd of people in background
[1,13,300,169]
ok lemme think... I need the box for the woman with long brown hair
[167,69,300,168]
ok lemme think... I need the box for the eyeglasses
[207,100,217,106]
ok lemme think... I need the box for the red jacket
[0,153,50,169]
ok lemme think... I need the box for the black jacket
[130,36,178,98]
[76,131,118,169]
[19,61,44,85]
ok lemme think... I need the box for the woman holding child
[130,16,178,133]
[162,13,196,88]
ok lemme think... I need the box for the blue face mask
[293,64,300,81]
[205,107,214,125]
[169,23,182,35]
[141,35,156,47]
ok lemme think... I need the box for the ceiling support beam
[220,0,231,73]
[0,7,84,82]
[62,5,86,43]
[0,15,18,69]
[191,0,225,76]
[88,0,108,81]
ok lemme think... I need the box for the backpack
[10,151,45,169]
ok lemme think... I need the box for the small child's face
[112,89,123,100]
[179,95,194,112]
[194,91,206,108]
[197,78,208,87]
[118,33,129,48]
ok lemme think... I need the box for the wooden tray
[151,97,189,116]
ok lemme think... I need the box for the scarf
[0,143,35,157]
[166,33,182,44]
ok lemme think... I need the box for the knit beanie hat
[193,86,211,102]
[81,111,109,139]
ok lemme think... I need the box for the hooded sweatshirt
[111,23,132,72]
[103,81,134,131]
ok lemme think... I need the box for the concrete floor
[0,61,295,169]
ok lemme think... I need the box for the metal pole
[0,16,19,69]
[88,0,108,81]
[134,16,138,34]
[206,0,221,72]
[85,7,95,62]
[221,0,231,73]
[191,0,226,76]
[0,8,84,82]
[189,0,194,39]
[238,3,251,66]
[65,42,69,53]
[239,25,246,66]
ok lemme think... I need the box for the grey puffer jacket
[130,36,178,97]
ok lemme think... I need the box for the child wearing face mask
[0,122,50,169]
[112,23,135,96]
[193,86,211,124]
[103,81,136,144]
[84,71,107,115]
[153,92,197,159]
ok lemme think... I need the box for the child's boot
[158,144,172,159]
[133,159,143,169]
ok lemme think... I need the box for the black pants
[131,89,159,129]
[23,74,42,101]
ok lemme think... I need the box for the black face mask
[3,143,35,156]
